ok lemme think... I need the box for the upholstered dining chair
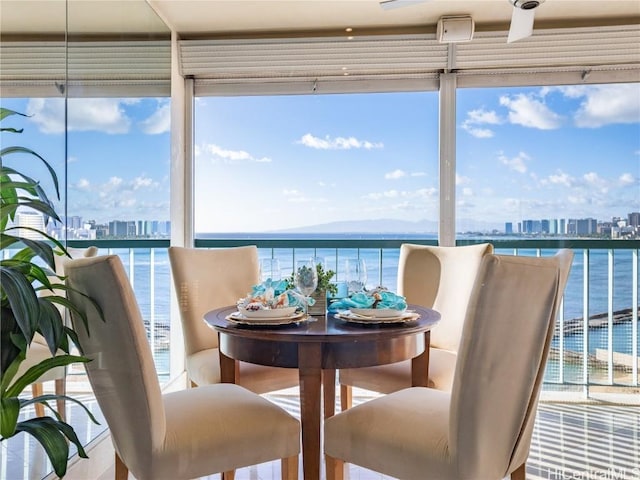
[66,255,301,480]
[325,249,574,480]
[339,243,493,409]
[15,245,98,419]
[168,246,299,393]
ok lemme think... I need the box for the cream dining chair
[339,243,493,409]
[15,245,98,420]
[168,246,298,393]
[66,255,300,480]
[325,249,574,480]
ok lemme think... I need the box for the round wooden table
[205,305,440,480]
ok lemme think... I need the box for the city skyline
[11,209,639,240]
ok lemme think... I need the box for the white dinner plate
[238,306,297,318]
[336,310,420,324]
[226,310,307,326]
[350,308,408,319]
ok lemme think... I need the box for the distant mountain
[271,217,502,234]
[271,219,438,234]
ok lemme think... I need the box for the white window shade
[181,24,639,96]
[0,40,171,97]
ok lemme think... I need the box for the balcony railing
[61,238,639,393]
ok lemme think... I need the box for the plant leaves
[0,266,39,340]
[5,355,88,399]
[0,397,20,438]
[15,418,70,477]
[22,393,100,426]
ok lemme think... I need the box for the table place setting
[230,277,314,326]
[328,287,419,324]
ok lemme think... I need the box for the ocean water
[118,243,639,359]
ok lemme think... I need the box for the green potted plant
[287,260,337,315]
[0,108,99,477]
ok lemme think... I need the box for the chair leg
[221,470,235,480]
[55,378,66,422]
[32,383,45,417]
[115,453,128,480]
[325,454,344,480]
[340,384,352,411]
[511,462,526,480]
[281,455,298,480]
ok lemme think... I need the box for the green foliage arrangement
[286,261,338,296]
[0,107,99,477]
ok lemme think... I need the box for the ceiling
[1,0,639,38]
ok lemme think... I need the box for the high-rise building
[629,212,640,227]
[15,211,45,239]
[505,222,513,234]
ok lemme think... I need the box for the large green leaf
[15,418,70,477]
[0,397,20,437]
[21,393,100,426]
[0,108,28,122]
[36,298,66,354]
[0,338,26,394]
[5,354,88,398]
[0,267,39,340]
[0,146,60,199]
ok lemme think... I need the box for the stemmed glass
[295,260,318,314]
[260,258,281,282]
[345,258,367,295]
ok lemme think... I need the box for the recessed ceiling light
[347,36,354,40]
[345,27,353,32]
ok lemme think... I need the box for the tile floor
[1,388,638,480]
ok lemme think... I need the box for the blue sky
[2,82,639,233]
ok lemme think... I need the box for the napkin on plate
[327,289,407,313]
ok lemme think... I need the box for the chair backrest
[397,243,494,352]
[65,255,165,474]
[168,246,260,356]
[449,250,573,480]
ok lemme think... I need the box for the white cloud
[467,109,502,125]
[27,98,133,134]
[456,174,471,185]
[498,151,530,174]
[619,173,635,185]
[461,108,502,138]
[499,94,563,129]
[297,133,383,150]
[385,169,406,180]
[198,143,271,163]
[547,171,574,188]
[139,102,170,134]
[132,175,157,190]
[410,172,426,177]
[463,127,495,138]
[462,187,473,196]
[561,84,640,128]
[76,178,91,190]
[583,171,608,193]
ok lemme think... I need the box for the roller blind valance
[0,40,171,97]
[181,33,446,95]
[181,24,639,95]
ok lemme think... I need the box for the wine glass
[260,258,281,282]
[345,258,367,294]
[295,260,318,313]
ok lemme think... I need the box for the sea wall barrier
[558,307,639,335]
